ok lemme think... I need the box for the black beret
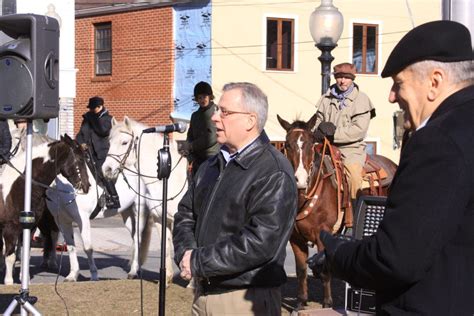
[193,81,213,97]
[87,96,104,109]
[381,20,473,78]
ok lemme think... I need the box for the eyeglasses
[215,106,251,118]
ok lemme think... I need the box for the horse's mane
[110,117,149,139]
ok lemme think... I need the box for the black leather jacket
[173,131,297,293]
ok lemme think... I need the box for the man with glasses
[173,82,297,315]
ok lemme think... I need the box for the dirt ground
[0,276,345,315]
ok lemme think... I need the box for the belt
[199,280,249,295]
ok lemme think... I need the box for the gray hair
[408,60,474,86]
[222,82,268,132]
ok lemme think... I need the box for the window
[94,22,112,76]
[266,18,294,71]
[353,23,378,74]
[365,141,377,156]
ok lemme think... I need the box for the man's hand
[318,122,336,136]
[320,230,353,263]
[179,249,193,281]
[314,122,336,143]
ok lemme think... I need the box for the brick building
[75,0,192,133]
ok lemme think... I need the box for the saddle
[315,142,392,230]
[362,156,392,196]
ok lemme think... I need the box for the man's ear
[427,68,445,101]
[246,113,258,131]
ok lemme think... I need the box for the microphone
[142,122,187,134]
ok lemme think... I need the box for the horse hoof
[64,276,77,282]
[322,301,333,308]
[127,274,137,280]
[295,301,307,311]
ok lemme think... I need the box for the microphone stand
[157,132,172,316]
[4,121,41,316]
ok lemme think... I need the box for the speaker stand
[4,122,42,316]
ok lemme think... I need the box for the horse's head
[277,114,318,189]
[56,134,91,193]
[103,116,139,179]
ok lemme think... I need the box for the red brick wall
[75,7,174,133]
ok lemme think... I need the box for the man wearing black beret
[318,20,474,315]
[77,96,121,209]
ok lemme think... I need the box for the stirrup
[105,195,121,209]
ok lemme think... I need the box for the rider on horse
[312,62,376,230]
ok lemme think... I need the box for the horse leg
[165,219,174,286]
[60,221,80,282]
[120,208,140,279]
[3,228,19,285]
[0,228,4,272]
[38,210,59,270]
[314,237,333,308]
[78,213,98,281]
[290,232,309,310]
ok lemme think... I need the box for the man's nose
[388,90,397,103]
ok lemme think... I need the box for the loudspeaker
[0,14,59,119]
[345,195,388,315]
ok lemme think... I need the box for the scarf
[330,83,354,110]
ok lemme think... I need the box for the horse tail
[139,210,154,265]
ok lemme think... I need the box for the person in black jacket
[173,82,297,315]
[180,81,220,177]
[317,20,474,315]
[0,119,12,166]
[76,96,120,209]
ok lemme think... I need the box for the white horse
[45,135,153,282]
[102,117,188,284]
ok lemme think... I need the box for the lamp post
[309,0,344,95]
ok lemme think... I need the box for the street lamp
[309,0,344,95]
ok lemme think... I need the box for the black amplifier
[345,195,387,315]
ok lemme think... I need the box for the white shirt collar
[416,116,431,131]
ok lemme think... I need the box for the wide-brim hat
[381,20,473,78]
[87,96,104,109]
[333,63,356,80]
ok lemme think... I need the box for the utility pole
[442,0,474,50]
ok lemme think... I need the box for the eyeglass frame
[215,105,252,118]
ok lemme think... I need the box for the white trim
[262,13,299,73]
[349,19,383,76]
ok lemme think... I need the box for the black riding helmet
[193,81,213,99]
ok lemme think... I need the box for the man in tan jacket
[313,63,375,228]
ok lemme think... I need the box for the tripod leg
[3,299,18,315]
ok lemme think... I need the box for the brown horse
[0,134,90,284]
[277,114,397,309]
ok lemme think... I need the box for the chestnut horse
[277,114,397,309]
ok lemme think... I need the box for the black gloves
[307,230,354,273]
[320,230,353,261]
[319,122,336,136]
[314,122,336,143]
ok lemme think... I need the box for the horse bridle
[106,130,138,173]
[285,129,340,221]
